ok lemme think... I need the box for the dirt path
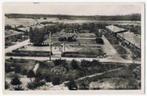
[76,67,122,82]
[5,39,30,53]
[5,56,141,64]
[102,35,124,61]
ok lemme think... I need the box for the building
[106,25,141,58]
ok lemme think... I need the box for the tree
[79,80,89,90]
[91,60,100,66]
[89,23,97,32]
[81,60,91,67]
[52,77,61,85]
[5,81,9,89]
[95,38,104,44]
[11,76,22,90]
[5,25,12,30]
[53,59,67,66]
[70,60,80,69]
[44,75,51,82]
[14,65,21,73]
[27,70,35,82]
[29,27,47,46]
[67,79,78,90]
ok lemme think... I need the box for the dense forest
[5,13,141,21]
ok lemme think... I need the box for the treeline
[5,13,141,21]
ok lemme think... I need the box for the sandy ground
[102,35,125,61]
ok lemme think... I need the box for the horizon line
[5,13,141,16]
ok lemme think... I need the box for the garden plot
[78,33,96,38]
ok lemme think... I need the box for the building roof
[5,30,23,38]
[118,31,141,49]
[106,25,126,33]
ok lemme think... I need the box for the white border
[0,0,146,96]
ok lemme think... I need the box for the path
[102,35,124,61]
[5,39,30,53]
[5,56,141,64]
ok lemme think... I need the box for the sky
[3,2,144,16]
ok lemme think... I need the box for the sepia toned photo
[3,2,144,92]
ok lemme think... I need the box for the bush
[52,77,61,85]
[95,38,104,44]
[67,79,78,90]
[91,60,101,67]
[14,65,21,73]
[27,81,46,90]
[44,76,51,82]
[14,86,24,90]
[67,36,77,42]
[5,64,14,73]
[53,59,67,66]
[81,60,91,67]
[58,37,67,41]
[5,81,9,89]
[78,80,89,90]
[35,72,44,81]
[27,70,35,78]
[65,70,84,80]
[21,69,28,75]
[70,60,80,69]
[11,76,22,86]
[27,82,37,89]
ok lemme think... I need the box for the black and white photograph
[3,2,144,92]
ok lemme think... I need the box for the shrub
[67,79,78,90]
[5,81,9,89]
[21,69,28,75]
[27,70,35,78]
[95,38,104,44]
[27,82,37,89]
[91,60,101,67]
[27,70,36,82]
[67,36,77,42]
[5,64,13,73]
[78,80,89,90]
[53,59,67,66]
[81,60,91,67]
[52,77,61,85]
[58,37,67,41]
[35,72,44,81]
[14,86,24,90]
[27,81,46,90]
[11,76,22,86]
[14,65,21,73]
[70,60,80,69]
[44,75,51,82]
